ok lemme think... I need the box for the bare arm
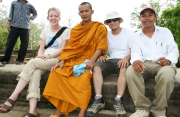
[39,39,68,60]
[102,50,107,57]
[85,49,102,70]
[36,38,46,58]
[7,21,12,31]
[49,40,68,71]
[49,39,68,58]
[97,50,108,62]
[124,53,131,61]
[117,49,131,68]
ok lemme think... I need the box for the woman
[0,7,70,117]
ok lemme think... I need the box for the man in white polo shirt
[126,6,179,117]
[86,11,133,117]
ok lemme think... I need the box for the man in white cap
[86,11,133,117]
[126,6,179,117]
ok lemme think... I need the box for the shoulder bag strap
[44,27,68,49]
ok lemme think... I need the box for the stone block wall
[0,67,180,116]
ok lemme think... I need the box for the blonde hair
[47,7,61,17]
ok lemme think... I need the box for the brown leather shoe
[1,61,9,64]
[0,62,5,67]
[16,61,23,65]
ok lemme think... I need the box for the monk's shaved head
[78,2,92,11]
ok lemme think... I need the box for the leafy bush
[0,29,8,50]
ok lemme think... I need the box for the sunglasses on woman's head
[106,18,120,23]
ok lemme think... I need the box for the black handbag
[44,27,67,49]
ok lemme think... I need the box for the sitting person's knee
[120,67,127,74]
[93,65,102,73]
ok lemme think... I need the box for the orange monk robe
[43,21,108,115]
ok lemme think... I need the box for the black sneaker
[113,97,127,117]
[86,96,105,116]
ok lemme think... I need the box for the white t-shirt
[40,27,70,55]
[107,27,133,59]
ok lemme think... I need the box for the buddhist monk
[43,2,108,117]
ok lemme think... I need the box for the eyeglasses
[106,18,120,23]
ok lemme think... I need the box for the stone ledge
[0,64,180,116]
[0,49,37,64]
[0,49,38,54]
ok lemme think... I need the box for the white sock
[116,95,121,99]
[95,95,102,98]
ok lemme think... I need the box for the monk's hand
[97,56,107,62]
[156,57,171,66]
[117,58,129,68]
[133,60,145,73]
[51,60,65,72]
[58,60,65,70]
[85,61,93,70]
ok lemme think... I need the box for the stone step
[0,79,179,116]
[2,64,180,84]
[0,65,180,116]
[0,106,134,117]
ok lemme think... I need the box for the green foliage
[14,38,21,50]
[106,51,110,58]
[130,0,175,31]
[28,22,46,49]
[0,29,8,49]
[0,29,21,50]
[162,0,180,58]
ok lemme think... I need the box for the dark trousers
[1,26,29,62]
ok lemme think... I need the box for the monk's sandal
[86,96,105,116]
[113,97,127,117]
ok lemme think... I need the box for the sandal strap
[0,103,12,111]
[27,113,37,117]
[6,98,16,106]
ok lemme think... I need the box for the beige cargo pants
[17,58,59,101]
[125,60,176,116]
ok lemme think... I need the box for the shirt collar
[18,0,28,3]
[139,25,159,35]
[155,25,160,31]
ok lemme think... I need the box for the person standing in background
[0,0,37,67]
